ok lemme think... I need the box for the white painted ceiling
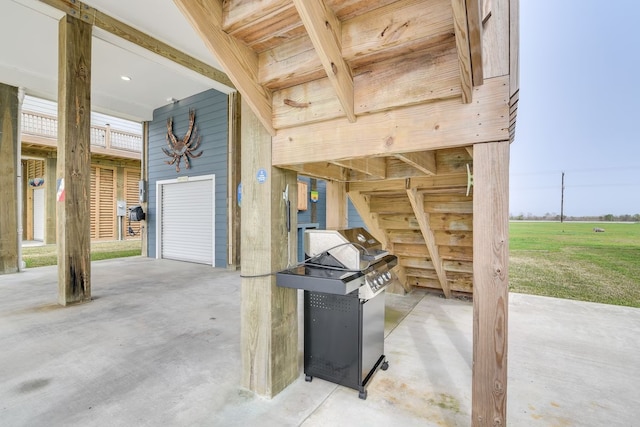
[0,0,231,122]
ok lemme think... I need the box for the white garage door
[159,176,215,265]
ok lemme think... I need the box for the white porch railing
[21,110,142,153]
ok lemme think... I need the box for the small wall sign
[257,168,267,184]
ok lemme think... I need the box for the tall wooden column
[326,181,347,229]
[44,157,57,244]
[472,140,510,426]
[56,14,92,305]
[0,84,19,274]
[240,98,298,397]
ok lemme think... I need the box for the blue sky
[510,0,640,216]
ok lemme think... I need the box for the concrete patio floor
[1,257,638,426]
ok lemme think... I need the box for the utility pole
[560,171,565,223]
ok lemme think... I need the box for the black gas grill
[276,228,397,399]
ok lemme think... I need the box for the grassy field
[22,240,142,268]
[21,223,640,308]
[509,221,640,307]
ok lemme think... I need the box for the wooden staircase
[348,147,474,297]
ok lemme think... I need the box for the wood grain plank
[240,98,298,397]
[395,151,437,176]
[272,76,509,165]
[466,0,484,85]
[326,181,348,229]
[293,0,355,122]
[481,0,509,79]
[333,157,387,179]
[451,0,473,103]
[57,13,92,305]
[174,0,275,135]
[472,140,509,426]
[407,188,451,297]
[0,85,19,273]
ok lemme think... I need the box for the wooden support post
[56,14,92,305]
[227,92,241,269]
[240,98,298,397]
[326,181,347,229]
[0,83,19,274]
[44,157,57,244]
[472,141,509,426]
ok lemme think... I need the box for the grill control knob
[384,272,392,281]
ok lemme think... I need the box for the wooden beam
[354,41,461,114]
[240,98,298,397]
[341,0,453,67]
[272,76,509,166]
[325,181,348,229]
[349,190,412,294]
[38,0,232,89]
[44,158,57,244]
[466,0,484,86]
[0,84,19,274]
[174,0,275,136]
[395,152,436,176]
[510,0,520,98]
[346,191,387,246]
[57,13,92,305]
[451,0,474,103]
[480,0,509,79]
[472,140,509,426]
[349,173,468,193]
[227,92,241,269]
[483,0,493,23]
[406,188,451,298]
[260,0,454,91]
[284,162,347,182]
[292,0,355,122]
[332,158,386,179]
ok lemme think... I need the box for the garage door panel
[160,178,214,265]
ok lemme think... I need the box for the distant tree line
[510,213,640,222]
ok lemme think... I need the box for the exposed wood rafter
[451,0,473,103]
[406,188,452,298]
[292,0,355,122]
[395,152,436,176]
[174,0,275,135]
[272,76,509,166]
[466,0,484,86]
[332,158,386,179]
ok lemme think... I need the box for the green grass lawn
[22,240,142,268]
[509,221,640,307]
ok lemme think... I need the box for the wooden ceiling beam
[293,0,355,123]
[451,0,474,103]
[466,0,485,86]
[272,76,509,166]
[38,0,233,89]
[283,162,348,182]
[406,188,452,298]
[332,158,387,179]
[395,152,437,176]
[349,173,468,193]
[259,0,454,90]
[174,0,275,136]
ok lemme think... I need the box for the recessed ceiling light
[120,75,131,81]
